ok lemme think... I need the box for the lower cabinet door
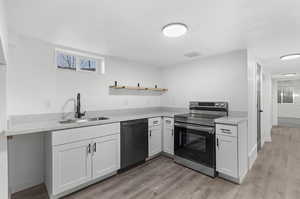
[216,134,238,178]
[53,139,92,195]
[163,127,174,155]
[163,118,174,155]
[149,126,162,156]
[92,134,120,179]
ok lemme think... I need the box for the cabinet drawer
[164,117,174,128]
[148,117,161,127]
[216,124,237,137]
[52,123,120,146]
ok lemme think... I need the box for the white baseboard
[248,144,257,170]
[0,135,9,199]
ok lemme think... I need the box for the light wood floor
[12,126,300,199]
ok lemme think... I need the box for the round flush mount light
[283,73,297,77]
[280,53,300,61]
[162,23,188,38]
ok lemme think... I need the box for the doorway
[257,64,262,151]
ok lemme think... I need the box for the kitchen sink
[59,117,109,124]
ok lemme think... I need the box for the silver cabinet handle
[87,144,91,154]
[220,128,231,134]
[217,138,219,149]
[149,130,152,137]
[93,143,97,152]
[175,122,214,134]
[166,120,171,124]
[171,129,174,136]
[153,121,159,125]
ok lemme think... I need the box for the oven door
[174,122,215,168]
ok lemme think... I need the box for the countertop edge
[215,116,248,125]
[4,113,177,136]
[5,112,248,136]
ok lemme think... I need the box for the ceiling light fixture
[280,54,300,61]
[162,23,188,38]
[283,73,297,77]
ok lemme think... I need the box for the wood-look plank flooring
[12,126,300,199]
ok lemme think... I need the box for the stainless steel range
[174,102,228,177]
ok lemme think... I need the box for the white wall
[0,66,8,199]
[261,72,272,143]
[272,80,278,125]
[0,0,8,64]
[0,58,7,131]
[277,80,300,118]
[247,51,258,169]
[161,50,248,112]
[0,0,9,198]
[7,35,162,116]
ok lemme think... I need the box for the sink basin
[59,117,109,124]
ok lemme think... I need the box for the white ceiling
[6,0,300,67]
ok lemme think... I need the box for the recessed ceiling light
[280,54,300,61]
[283,73,297,77]
[162,23,188,38]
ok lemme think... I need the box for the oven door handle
[174,122,215,134]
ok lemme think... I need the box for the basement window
[278,87,294,104]
[55,48,105,74]
[56,52,76,70]
[79,57,97,72]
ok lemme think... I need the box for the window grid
[55,49,104,74]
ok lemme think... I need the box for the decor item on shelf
[114,81,118,86]
[155,85,158,88]
[138,83,140,87]
[109,85,168,92]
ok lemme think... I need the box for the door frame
[256,63,263,151]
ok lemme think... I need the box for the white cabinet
[163,117,174,155]
[148,117,162,157]
[215,121,248,184]
[148,127,162,156]
[53,139,92,195]
[45,123,120,198]
[92,134,120,179]
[216,134,237,178]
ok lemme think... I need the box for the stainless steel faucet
[75,93,86,119]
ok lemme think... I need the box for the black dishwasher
[120,119,148,171]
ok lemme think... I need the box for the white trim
[55,48,104,60]
[0,36,6,66]
[0,134,9,199]
[54,48,105,74]
[248,144,257,170]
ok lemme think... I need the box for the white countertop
[215,116,248,125]
[4,111,182,136]
[4,108,248,136]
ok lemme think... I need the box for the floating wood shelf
[109,85,168,92]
